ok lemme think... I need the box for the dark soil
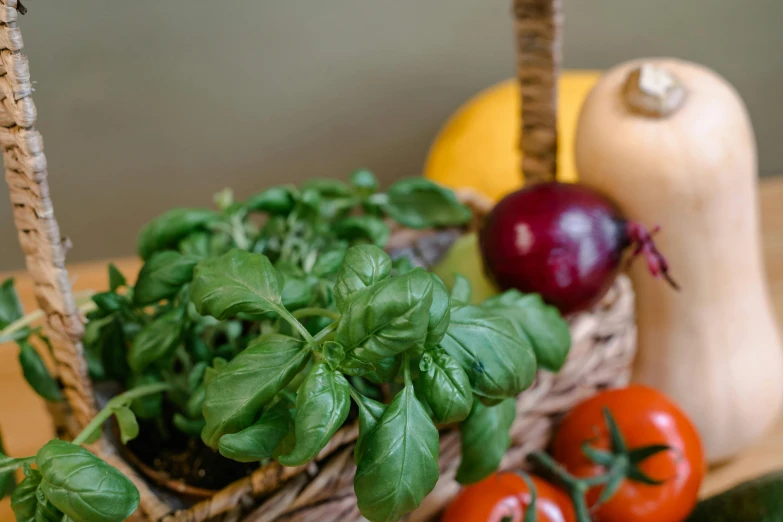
[125,413,257,492]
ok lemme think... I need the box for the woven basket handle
[513,0,562,184]
[0,0,97,429]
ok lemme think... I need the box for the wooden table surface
[1,178,783,520]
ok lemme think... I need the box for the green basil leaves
[278,361,351,466]
[191,250,284,320]
[0,433,16,500]
[0,277,23,328]
[201,334,311,447]
[10,465,39,522]
[482,290,571,372]
[133,251,197,306]
[418,351,472,424]
[137,208,220,260]
[128,310,182,372]
[36,440,140,522]
[354,382,439,522]
[382,179,471,229]
[218,401,294,463]
[456,397,516,485]
[0,174,575,522]
[440,305,536,404]
[333,245,392,311]
[18,341,62,402]
[336,268,433,363]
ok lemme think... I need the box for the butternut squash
[574,58,783,463]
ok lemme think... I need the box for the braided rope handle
[0,4,174,518]
[514,0,562,184]
[0,0,97,429]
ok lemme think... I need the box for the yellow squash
[424,71,599,201]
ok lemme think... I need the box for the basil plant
[0,170,572,522]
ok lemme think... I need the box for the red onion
[479,182,676,315]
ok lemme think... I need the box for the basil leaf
[18,341,62,402]
[133,251,198,306]
[363,355,401,384]
[350,169,379,194]
[391,256,414,276]
[137,208,220,260]
[0,433,15,500]
[37,440,140,522]
[190,250,285,320]
[0,278,23,329]
[218,401,293,463]
[91,292,125,314]
[439,305,536,403]
[281,276,314,311]
[425,274,450,348]
[178,231,212,258]
[352,391,386,464]
[173,414,206,437]
[11,465,40,522]
[128,310,182,372]
[201,334,311,447]
[333,245,392,311]
[354,382,439,522]
[311,243,348,277]
[450,274,472,305]
[188,362,209,392]
[35,487,62,522]
[383,179,471,229]
[338,356,375,377]
[107,264,126,292]
[419,351,472,424]
[245,186,295,215]
[186,385,206,418]
[303,178,354,197]
[129,374,163,420]
[482,290,571,372]
[203,357,228,387]
[82,317,109,381]
[336,268,433,363]
[322,341,346,371]
[301,179,357,219]
[278,361,351,466]
[114,406,140,445]
[456,397,516,484]
[333,216,390,247]
[96,316,129,382]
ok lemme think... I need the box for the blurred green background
[0,0,780,269]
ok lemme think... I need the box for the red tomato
[552,385,705,522]
[442,472,576,522]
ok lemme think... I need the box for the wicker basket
[1,0,636,520]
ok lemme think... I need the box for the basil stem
[314,322,338,343]
[71,382,172,446]
[0,292,96,342]
[292,308,340,322]
[276,308,319,350]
